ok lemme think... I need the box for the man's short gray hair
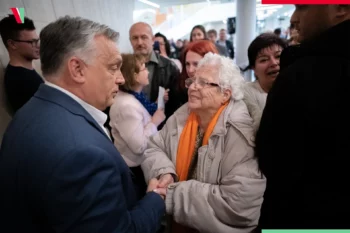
[40,16,119,76]
[197,52,245,100]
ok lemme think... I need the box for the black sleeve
[161,62,181,129]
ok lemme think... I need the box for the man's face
[11,30,40,60]
[292,5,335,42]
[129,24,153,56]
[208,32,217,43]
[219,30,226,41]
[176,40,183,48]
[84,36,124,110]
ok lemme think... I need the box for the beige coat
[142,100,266,233]
[243,81,268,132]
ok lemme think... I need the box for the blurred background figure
[242,33,287,132]
[190,25,207,42]
[154,32,182,72]
[175,39,184,58]
[217,28,235,59]
[207,29,229,57]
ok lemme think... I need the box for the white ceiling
[135,0,235,10]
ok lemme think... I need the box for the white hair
[197,52,245,100]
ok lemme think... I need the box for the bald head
[129,22,154,57]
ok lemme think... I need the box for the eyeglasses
[185,77,220,89]
[12,39,40,47]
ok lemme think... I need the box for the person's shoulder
[225,100,255,146]
[164,103,189,128]
[111,91,143,113]
[158,54,178,70]
[5,64,43,82]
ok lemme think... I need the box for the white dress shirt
[45,81,111,140]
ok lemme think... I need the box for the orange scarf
[172,102,228,233]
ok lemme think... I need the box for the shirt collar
[149,50,159,64]
[44,81,108,133]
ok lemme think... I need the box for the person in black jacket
[0,14,43,114]
[256,4,350,229]
[129,23,180,128]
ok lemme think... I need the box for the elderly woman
[242,33,287,132]
[166,40,219,115]
[142,53,266,233]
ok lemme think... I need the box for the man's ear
[67,57,86,84]
[7,39,17,50]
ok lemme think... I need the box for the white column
[235,0,256,81]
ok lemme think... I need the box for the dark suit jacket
[0,84,165,233]
[256,20,350,229]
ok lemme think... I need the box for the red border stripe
[262,0,350,3]
[10,8,22,23]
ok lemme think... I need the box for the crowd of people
[0,4,349,233]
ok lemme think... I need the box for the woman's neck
[196,109,217,132]
[258,81,271,93]
[131,84,143,93]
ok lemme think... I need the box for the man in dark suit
[0,16,166,233]
[256,5,350,229]
[217,29,234,59]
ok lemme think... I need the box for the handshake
[146,173,174,200]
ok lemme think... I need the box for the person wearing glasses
[142,52,266,233]
[0,14,43,113]
[166,40,219,119]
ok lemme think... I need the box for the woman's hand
[157,173,174,188]
[151,109,166,126]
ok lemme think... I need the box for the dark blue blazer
[0,84,165,233]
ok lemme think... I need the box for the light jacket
[110,91,157,167]
[142,100,266,233]
[243,80,267,132]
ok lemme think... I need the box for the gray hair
[40,16,119,76]
[197,52,245,100]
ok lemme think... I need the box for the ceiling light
[138,0,160,8]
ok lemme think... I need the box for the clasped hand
[146,173,174,200]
